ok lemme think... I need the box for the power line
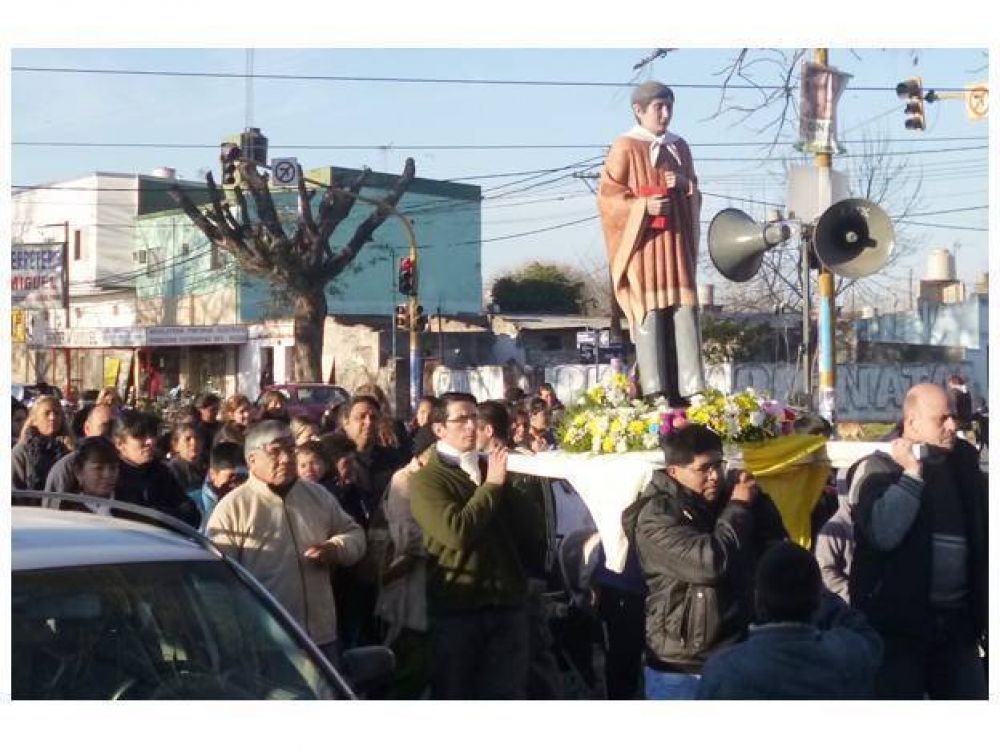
[11,65,977,93]
[11,140,988,154]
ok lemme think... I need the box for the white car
[11,493,391,700]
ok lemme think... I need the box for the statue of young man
[598,81,705,405]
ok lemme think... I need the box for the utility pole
[815,47,837,427]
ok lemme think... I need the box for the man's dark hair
[754,541,822,623]
[71,403,96,439]
[503,386,526,404]
[320,432,358,465]
[210,441,246,472]
[660,423,723,467]
[341,394,382,423]
[478,400,511,445]
[194,392,222,410]
[429,392,477,426]
[113,410,160,441]
[72,436,120,471]
[528,397,548,415]
[171,406,202,428]
[295,441,327,464]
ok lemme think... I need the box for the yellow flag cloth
[740,434,830,550]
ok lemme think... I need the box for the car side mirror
[340,645,395,696]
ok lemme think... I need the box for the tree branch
[325,158,416,278]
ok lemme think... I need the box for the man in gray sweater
[849,383,987,699]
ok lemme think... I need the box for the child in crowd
[199,441,247,532]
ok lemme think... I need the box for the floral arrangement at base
[686,387,796,444]
[557,376,795,455]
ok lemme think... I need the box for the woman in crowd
[12,395,75,490]
[527,397,557,452]
[406,395,438,440]
[353,382,410,458]
[167,421,207,502]
[214,393,254,447]
[258,389,291,423]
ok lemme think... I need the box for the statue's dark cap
[631,81,674,106]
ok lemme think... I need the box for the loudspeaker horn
[708,208,791,282]
[813,198,894,279]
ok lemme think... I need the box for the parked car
[13,382,65,408]
[11,492,393,700]
[257,383,349,422]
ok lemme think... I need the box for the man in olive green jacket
[409,392,541,699]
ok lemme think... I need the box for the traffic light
[414,305,429,332]
[240,127,268,167]
[220,142,241,186]
[394,304,409,330]
[896,78,926,131]
[398,257,416,296]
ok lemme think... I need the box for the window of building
[210,244,223,270]
[541,334,562,351]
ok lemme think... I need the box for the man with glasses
[207,420,366,665]
[410,392,540,698]
[625,423,787,698]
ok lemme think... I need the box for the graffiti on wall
[730,362,975,421]
[539,362,975,422]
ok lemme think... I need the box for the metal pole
[62,221,71,398]
[801,240,812,404]
[390,245,397,363]
[814,47,837,426]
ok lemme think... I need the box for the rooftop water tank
[926,248,955,282]
[698,283,715,307]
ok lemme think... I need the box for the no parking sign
[270,157,301,186]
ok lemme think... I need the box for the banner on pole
[796,61,852,155]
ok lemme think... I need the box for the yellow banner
[11,310,27,343]
[103,357,122,388]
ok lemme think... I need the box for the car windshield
[12,560,342,700]
[298,387,342,405]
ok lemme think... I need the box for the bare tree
[169,158,416,382]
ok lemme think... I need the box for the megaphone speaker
[814,198,894,278]
[708,208,790,282]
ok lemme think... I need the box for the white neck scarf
[436,441,482,486]
[625,125,681,167]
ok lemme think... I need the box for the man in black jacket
[626,424,787,699]
[849,382,987,699]
[112,410,201,528]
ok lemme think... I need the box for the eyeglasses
[685,459,726,476]
[258,441,295,459]
[445,414,478,425]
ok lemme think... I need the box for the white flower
[749,410,766,427]
[689,393,706,407]
[642,432,659,450]
[615,439,628,454]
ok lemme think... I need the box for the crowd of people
[10,377,988,700]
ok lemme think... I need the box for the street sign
[965,83,989,121]
[270,157,301,186]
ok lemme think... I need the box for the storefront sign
[30,324,249,349]
[146,325,247,346]
[11,242,64,309]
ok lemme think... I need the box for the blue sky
[8,46,990,307]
